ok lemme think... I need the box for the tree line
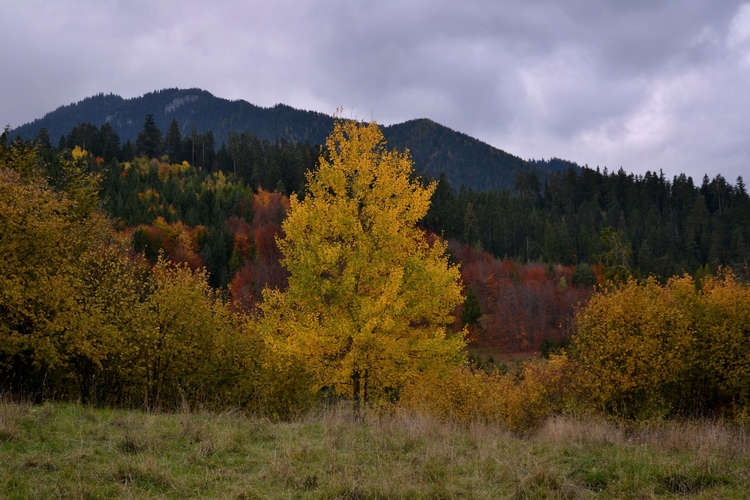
[425,168,750,281]
[44,115,750,282]
[4,121,750,426]
[38,115,319,196]
[28,115,750,354]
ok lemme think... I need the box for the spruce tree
[135,114,163,159]
[165,118,182,163]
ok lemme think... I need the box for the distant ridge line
[11,88,552,192]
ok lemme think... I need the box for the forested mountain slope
[11,88,543,191]
[12,89,333,147]
[384,118,544,192]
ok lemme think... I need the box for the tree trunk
[363,369,368,408]
[352,369,361,414]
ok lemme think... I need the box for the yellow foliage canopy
[0,150,134,398]
[571,277,692,417]
[570,273,750,418]
[259,120,466,405]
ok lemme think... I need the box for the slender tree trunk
[363,369,368,408]
[526,235,530,261]
[352,369,361,415]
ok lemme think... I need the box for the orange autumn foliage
[451,243,591,352]
[131,217,203,270]
[229,189,290,313]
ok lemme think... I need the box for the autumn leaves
[4,120,750,424]
[259,120,467,407]
[572,274,750,419]
[0,120,468,413]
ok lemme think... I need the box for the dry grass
[1,401,749,498]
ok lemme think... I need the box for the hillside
[11,88,334,147]
[383,118,540,192]
[11,88,543,191]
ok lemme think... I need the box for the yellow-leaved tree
[0,135,137,400]
[259,120,466,409]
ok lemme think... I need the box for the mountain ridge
[10,88,547,192]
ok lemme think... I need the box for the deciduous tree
[260,120,466,409]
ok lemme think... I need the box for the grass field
[1,401,749,499]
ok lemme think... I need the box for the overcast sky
[2,0,749,182]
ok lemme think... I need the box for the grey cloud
[2,0,749,181]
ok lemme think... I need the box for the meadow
[1,400,749,499]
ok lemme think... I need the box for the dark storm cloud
[2,0,748,181]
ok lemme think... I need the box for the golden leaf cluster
[259,120,467,404]
[570,274,750,419]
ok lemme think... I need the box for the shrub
[398,354,573,431]
[570,273,750,419]
[675,272,750,414]
[569,277,692,419]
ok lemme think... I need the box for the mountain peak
[12,88,547,192]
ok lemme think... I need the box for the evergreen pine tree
[121,139,135,161]
[423,173,457,237]
[135,114,163,159]
[165,118,182,163]
[461,287,482,327]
